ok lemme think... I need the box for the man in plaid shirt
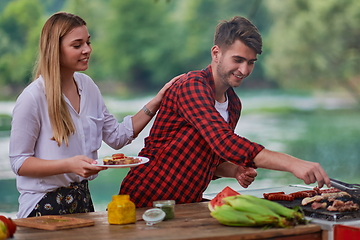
[120,16,330,207]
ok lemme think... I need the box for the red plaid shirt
[120,65,264,207]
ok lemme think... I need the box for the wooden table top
[13,202,323,240]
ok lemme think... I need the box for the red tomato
[112,153,125,159]
[0,216,16,238]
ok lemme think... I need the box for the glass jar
[108,195,136,225]
[153,200,175,220]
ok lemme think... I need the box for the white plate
[94,156,149,168]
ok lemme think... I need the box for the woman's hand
[18,155,107,178]
[138,73,185,114]
[131,73,185,137]
[66,155,107,178]
[155,73,185,102]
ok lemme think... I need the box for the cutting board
[13,215,95,230]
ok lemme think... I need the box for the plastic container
[107,195,136,225]
[142,208,166,225]
[153,200,175,220]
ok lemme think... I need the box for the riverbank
[0,91,358,218]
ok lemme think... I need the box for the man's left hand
[235,166,257,188]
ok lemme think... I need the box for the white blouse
[9,72,135,218]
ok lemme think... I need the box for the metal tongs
[330,178,360,201]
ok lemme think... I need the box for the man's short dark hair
[214,16,262,54]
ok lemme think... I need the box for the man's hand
[214,162,257,188]
[253,149,331,188]
[234,166,257,188]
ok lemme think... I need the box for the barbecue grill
[203,184,360,240]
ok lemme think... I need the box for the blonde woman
[9,12,180,218]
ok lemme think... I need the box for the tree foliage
[0,0,43,94]
[0,0,269,97]
[1,0,359,103]
[264,0,360,103]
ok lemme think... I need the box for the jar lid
[153,200,175,207]
[142,208,166,225]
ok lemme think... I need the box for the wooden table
[13,202,324,240]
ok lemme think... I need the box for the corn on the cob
[210,204,279,227]
[234,195,304,221]
[210,194,307,228]
[223,195,281,218]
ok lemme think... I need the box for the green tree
[0,0,273,97]
[91,0,172,91]
[0,0,43,96]
[264,0,360,104]
[75,0,271,93]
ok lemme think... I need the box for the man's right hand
[253,148,331,188]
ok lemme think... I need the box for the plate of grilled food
[94,153,149,168]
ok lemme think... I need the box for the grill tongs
[330,178,360,201]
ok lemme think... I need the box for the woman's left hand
[154,73,185,102]
[131,73,185,137]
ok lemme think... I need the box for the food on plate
[210,195,306,228]
[103,154,141,165]
[208,186,240,212]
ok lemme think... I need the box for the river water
[0,92,358,218]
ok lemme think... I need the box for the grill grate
[276,198,360,222]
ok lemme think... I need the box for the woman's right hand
[67,155,107,178]
[18,155,107,178]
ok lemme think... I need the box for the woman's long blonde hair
[34,12,86,146]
